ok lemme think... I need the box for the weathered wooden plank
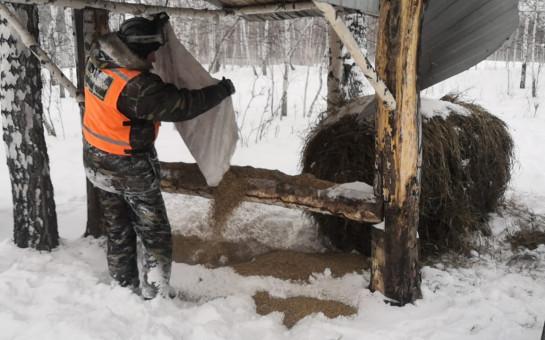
[371,0,423,305]
[160,162,383,223]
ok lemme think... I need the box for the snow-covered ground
[0,62,544,339]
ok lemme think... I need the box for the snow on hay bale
[301,94,514,257]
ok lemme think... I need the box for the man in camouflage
[83,13,235,299]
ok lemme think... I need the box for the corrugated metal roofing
[419,0,519,89]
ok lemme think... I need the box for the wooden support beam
[0,3,81,102]
[313,0,396,111]
[73,7,109,238]
[371,0,423,305]
[160,162,383,224]
[2,0,316,19]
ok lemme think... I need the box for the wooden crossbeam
[160,162,383,224]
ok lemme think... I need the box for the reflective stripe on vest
[82,66,159,156]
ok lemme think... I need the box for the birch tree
[327,13,369,114]
[327,26,343,112]
[341,13,368,100]
[520,15,530,88]
[280,20,290,118]
[0,3,59,250]
[529,3,540,97]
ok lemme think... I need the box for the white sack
[154,24,238,187]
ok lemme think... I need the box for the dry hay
[301,94,514,257]
[253,291,357,328]
[232,250,368,282]
[507,229,545,251]
[301,99,376,256]
[501,201,545,251]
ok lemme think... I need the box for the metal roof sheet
[419,0,519,89]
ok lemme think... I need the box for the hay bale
[301,95,514,257]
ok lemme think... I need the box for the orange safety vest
[83,66,160,156]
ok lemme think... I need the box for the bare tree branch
[0,3,81,102]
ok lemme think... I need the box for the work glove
[219,77,236,96]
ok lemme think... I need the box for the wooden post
[73,7,109,238]
[327,25,343,113]
[370,0,424,305]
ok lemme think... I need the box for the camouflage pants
[83,142,172,299]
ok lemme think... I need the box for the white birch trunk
[261,20,270,76]
[530,11,538,97]
[327,25,343,113]
[281,21,290,118]
[0,3,59,250]
[520,15,530,89]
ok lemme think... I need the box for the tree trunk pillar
[370,0,424,305]
[0,3,59,250]
[73,7,109,238]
